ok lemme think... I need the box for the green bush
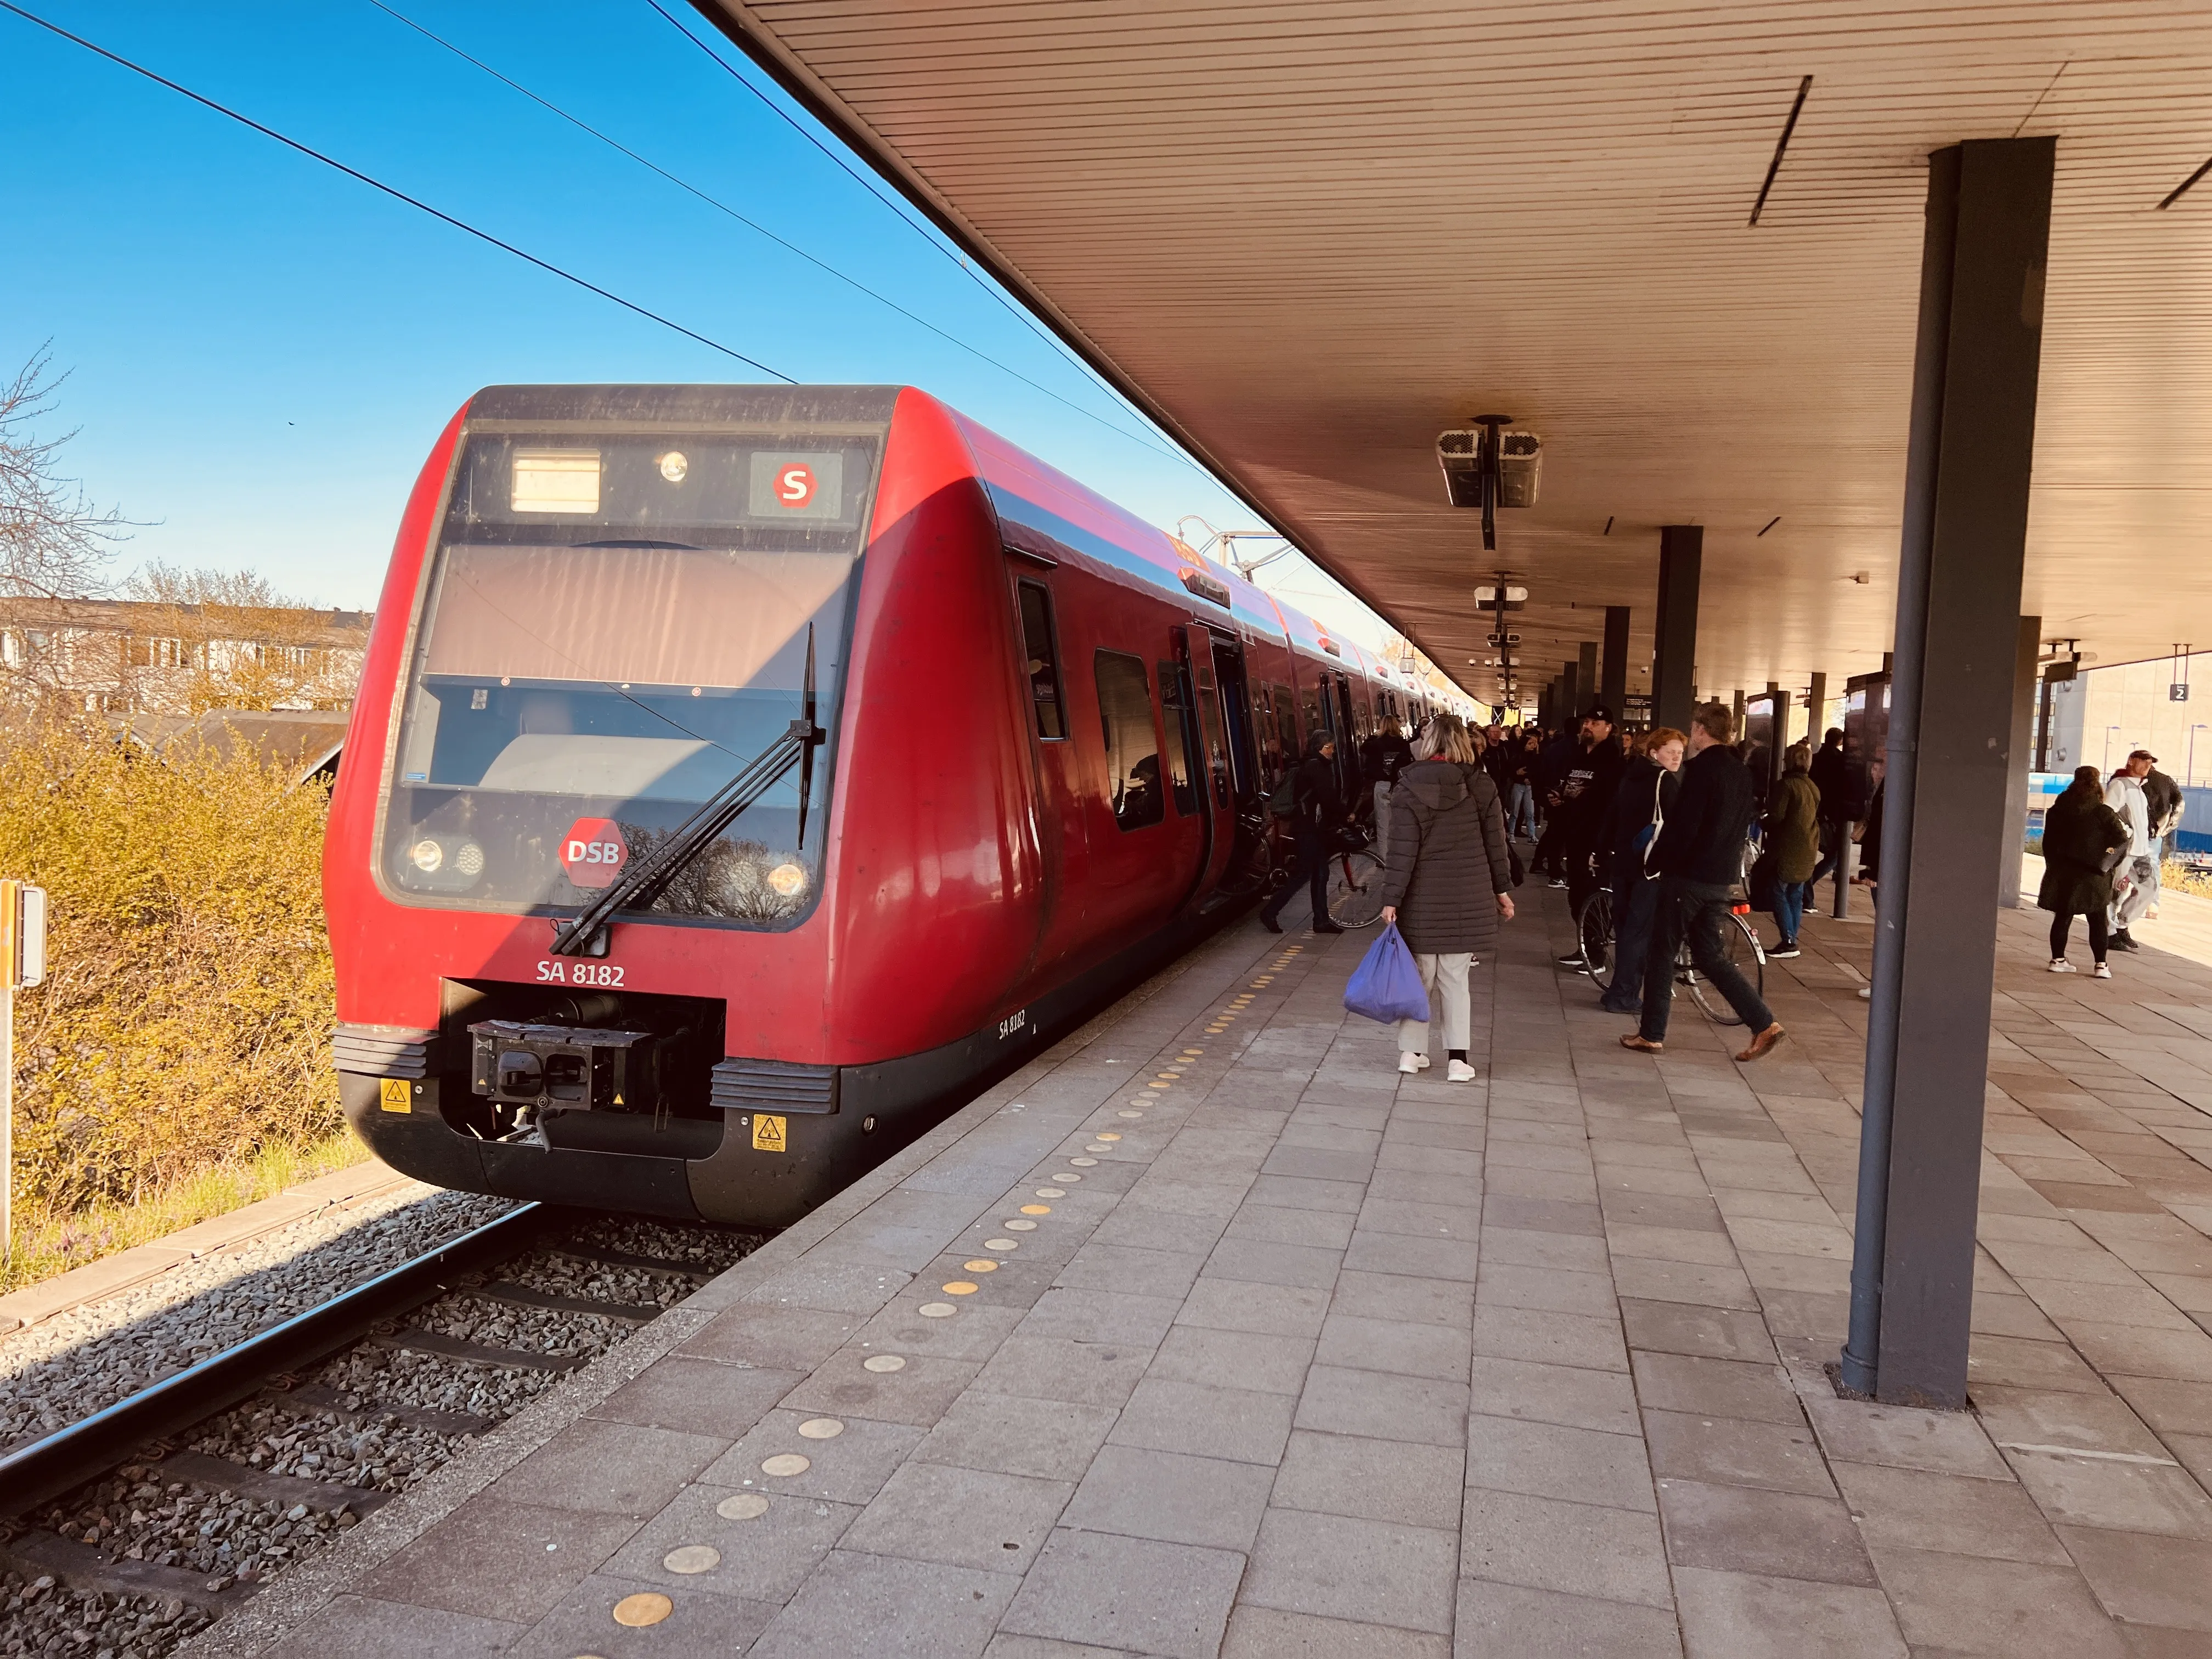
[0,716,340,1223]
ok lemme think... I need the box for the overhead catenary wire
[364,0,1192,466]
[0,0,793,382]
[640,0,1200,464]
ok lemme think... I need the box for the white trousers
[1396,951,1472,1054]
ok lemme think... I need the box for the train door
[1165,630,1216,909]
[1332,675,1361,798]
[1180,626,1240,900]
[1211,636,1259,801]
[1009,571,1086,963]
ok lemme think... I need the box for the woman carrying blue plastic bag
[1378,713,1516,1081]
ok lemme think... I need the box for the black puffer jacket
[2038,785,2130,916]
[1379,761,1514,955]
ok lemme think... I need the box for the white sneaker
[1447,1059,1478,1082]
[1399,1052,1423,1074]
[1416,1054,1432,1069]
[2049,958,2075,973]
[2093,962,2113,979]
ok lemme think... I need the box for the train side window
[1094,651,1164,831]
[1158,660,1199,815]
[1015,579,1066,740]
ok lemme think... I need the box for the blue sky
[0,0,1415,658]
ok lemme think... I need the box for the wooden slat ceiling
[701,0,2212,710]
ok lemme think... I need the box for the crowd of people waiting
[1266,697,2181,1079]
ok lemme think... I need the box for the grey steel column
[1732,690,1745,735]
[1997,617,2042,909]
[1602,606,1630,716]
[1653,528,1701,731]
[1808,672,1828,741]
[1842,137,2054,1409]
[1578,641,1600,715]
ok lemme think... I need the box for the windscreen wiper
[550,628,823,956]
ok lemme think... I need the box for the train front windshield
[382,428,880,926]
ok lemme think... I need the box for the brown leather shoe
[1735,1023,1786,1063]
[1618,1034,1664,1054]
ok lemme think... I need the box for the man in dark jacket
[1808,727,1852,884]
[1359,724,1413,793]
[1261,732,1347,935]
[1622,703,1785,1062]
[1531,727,1579,880]
[1595,727,1684,1013]
[1553,707,1627,963]
[2143,759,2184,922]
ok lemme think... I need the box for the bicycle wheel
[1575,889,1615,989]
[1327,849,1387,928]
[1686,912,1766,1025]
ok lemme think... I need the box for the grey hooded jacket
[1378,760,1514,955]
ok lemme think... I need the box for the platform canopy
[697,1,2212,710]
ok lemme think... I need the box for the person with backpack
[1378,714,1515,1081]
[1261,731,1347,934]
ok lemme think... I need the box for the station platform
[202,883,2212,1659]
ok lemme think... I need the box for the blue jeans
[1506,782,1537,838]
[1772,879,1810,945]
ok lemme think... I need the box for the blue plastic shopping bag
[1343,923,1431,1024]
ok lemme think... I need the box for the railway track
[0,1204,761,1658]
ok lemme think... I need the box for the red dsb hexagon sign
[561,818,628,889]
[774,462,816,507]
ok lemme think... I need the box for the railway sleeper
[549,1243,712,1277]
[366,1327,590,1372]
[265,1381,494,1437]
[1,1527,256,1613]
[153,1451,389,1517]
[471,1280,662,1322]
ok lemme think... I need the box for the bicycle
[1575,885,1766,1025]
[1325,825,1388,928]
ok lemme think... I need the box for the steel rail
[0,1202,551,1519]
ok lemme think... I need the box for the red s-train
[326,385,1435,1227]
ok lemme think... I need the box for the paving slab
[200,888,2212,1657]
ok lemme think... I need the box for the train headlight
[410,838,445,873]
[767,862,808,898]
[658,450,689,483]
[455,841,485,877]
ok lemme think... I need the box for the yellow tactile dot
[943,1281,979,1295]
[761,1453,810,1477]
[613,1593,673,1627]
[862,1353,907,1372]
[1021,1203,1052,1215]
[1147,1081,1171,1089]
[663,1545,720,1574]
[718,1494,771,1519]
[1096,1132,1122,1141]
[1157,1070,1181,1078]
[798,1418,844,1439]
[964,1258,1000,1271]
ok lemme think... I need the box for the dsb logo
[560,817,629,889]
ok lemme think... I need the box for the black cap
[1582,705,1616,724]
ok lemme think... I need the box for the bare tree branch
[0,345,131,601]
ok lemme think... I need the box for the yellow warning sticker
[752,1114,787,1153]
[380,1078,412,1114]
